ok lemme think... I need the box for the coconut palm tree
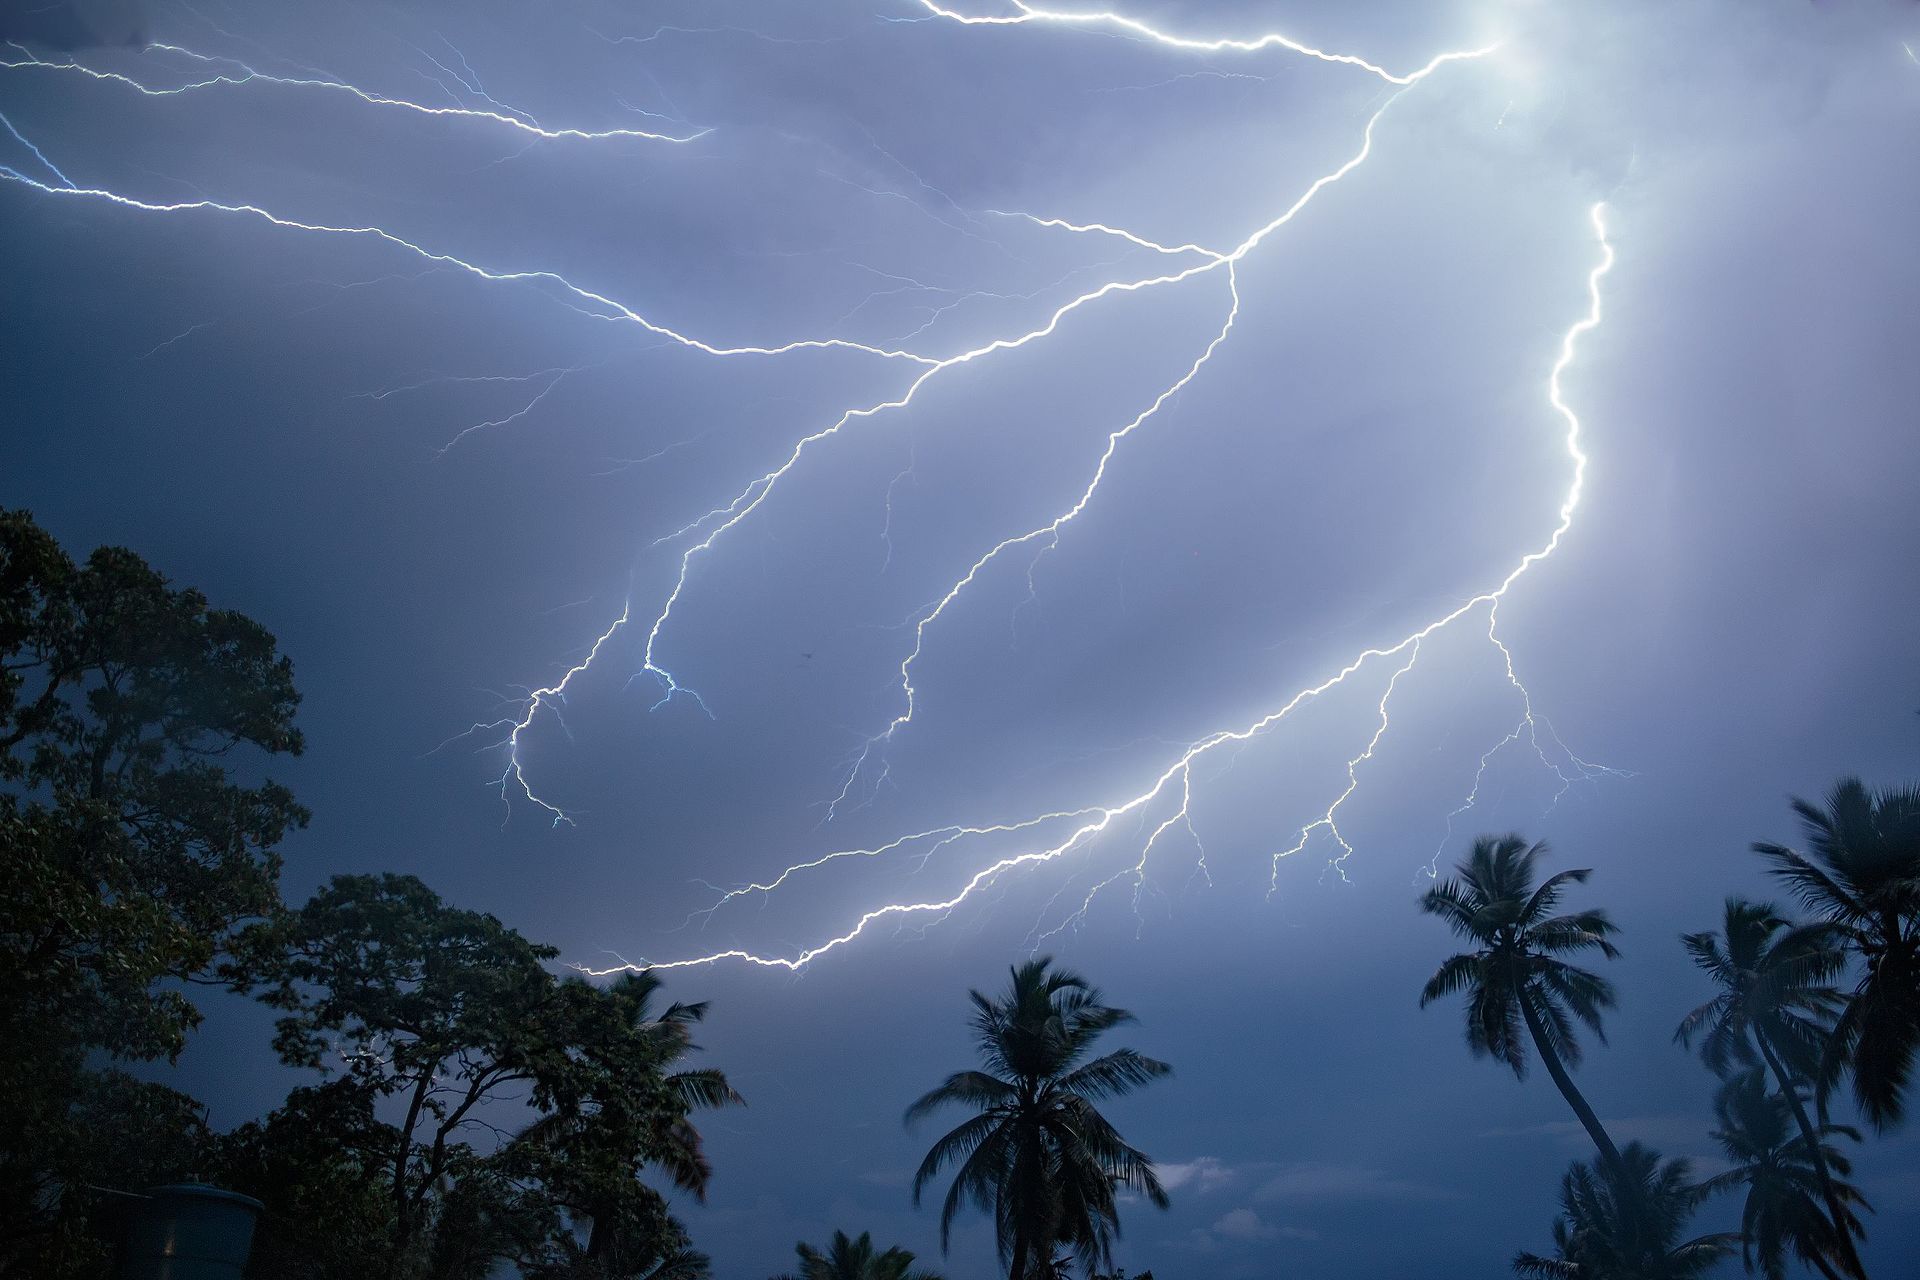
[1700,1071,1867,1280]
[773,1230,942,1280]
[1675,898,1863,1277]
[1513,1143,1737,1280]
[906,958,1170,1280]
[1754,779,1920,1130]
[1419,835,1624,1165]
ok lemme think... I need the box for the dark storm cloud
[0,0,149,50]
[3,1,1917,1275]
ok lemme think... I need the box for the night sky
[5,1,1919,1276]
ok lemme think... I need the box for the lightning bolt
[584,204,1617,974]
[910,1,1495,85]
[2,5,1625,969]
[830,80,1442,816]
[1,41,707,142]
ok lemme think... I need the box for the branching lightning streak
[832,88,1423,814]
[0,173,938,364]
[0,12,1488,830]
[4,6,1624,970]
[0,43,708,142]
[1271,642,1423,889]
[0,107,72,185]
[912,1,1495,85]
[582,202,1615,975]
[551,87,1452,806]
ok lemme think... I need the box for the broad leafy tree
[218,1082,406,1280]
[234,875,736,1279]
[1513,1144,1737,1280]
[0,508,305,1273]
[907,957,1170,1280]
[1700,1071,1867,1280]
[1675,898,1863,1276]
[773,1230,942,1280]
[1755,779,1920,1129]
[508,972,743,1268]
[234,872,559,1274]
[1419,835,1624,1165]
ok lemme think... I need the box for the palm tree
[1675,898,1863,1277]
[906,958,1170,1280]
[515,973,743,1265]
[1754,779,1920,1129]
[609,971,745,1194]
[1700,1071,1867,1280]
[774,1230,942,1280]
[1513,1143,1737,1280]
[1419,835,1624,1165]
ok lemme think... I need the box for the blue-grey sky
[4,1,1919,1276]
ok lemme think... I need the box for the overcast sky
[5,1,1919,1276]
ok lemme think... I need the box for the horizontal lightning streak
[913,1,1496,86]
[0,171,940,365]
[0,43,707,142]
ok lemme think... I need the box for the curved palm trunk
[1755,1036,1868,1280]
[1519,995,1622,1168]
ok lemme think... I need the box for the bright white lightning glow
[911,1,1497,85]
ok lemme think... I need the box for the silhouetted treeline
[4,508,1914,1280]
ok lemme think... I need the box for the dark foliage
[1699,1071,1867,1280]
[1420,835,1623,1164]
[1754,780,1920,1130]
[0,508,304,1276]
[772,1229,942,1280]
[907,957,1170,1280]
[1675,898,1864,1276]
[1512,1143,1737,1280]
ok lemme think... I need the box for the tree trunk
[387,1073,433,1280]
[1756,1035,1868,1280]
[1519,995,1622,1168]
[1007,1223,1029,1280]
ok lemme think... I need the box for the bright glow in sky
[5,1,1917,1275]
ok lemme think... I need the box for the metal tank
[117,1184,262,1280]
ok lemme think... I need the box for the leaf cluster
[907,957,1170,1279]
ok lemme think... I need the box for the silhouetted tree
[234,873,560,1275]
[907,958,1170,1280]
[1754,779,1920,1130]
[509,972,742,1264]
[233,876,733,1280]
[0,508,305,1274]
[773,1230,942,1280]
[217,1081,403,1280]
[1419,835,1623,1165]
[1676,898,1864,1277]
[1700,1071,1867,1280]
[1513,1143,1736,1280]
